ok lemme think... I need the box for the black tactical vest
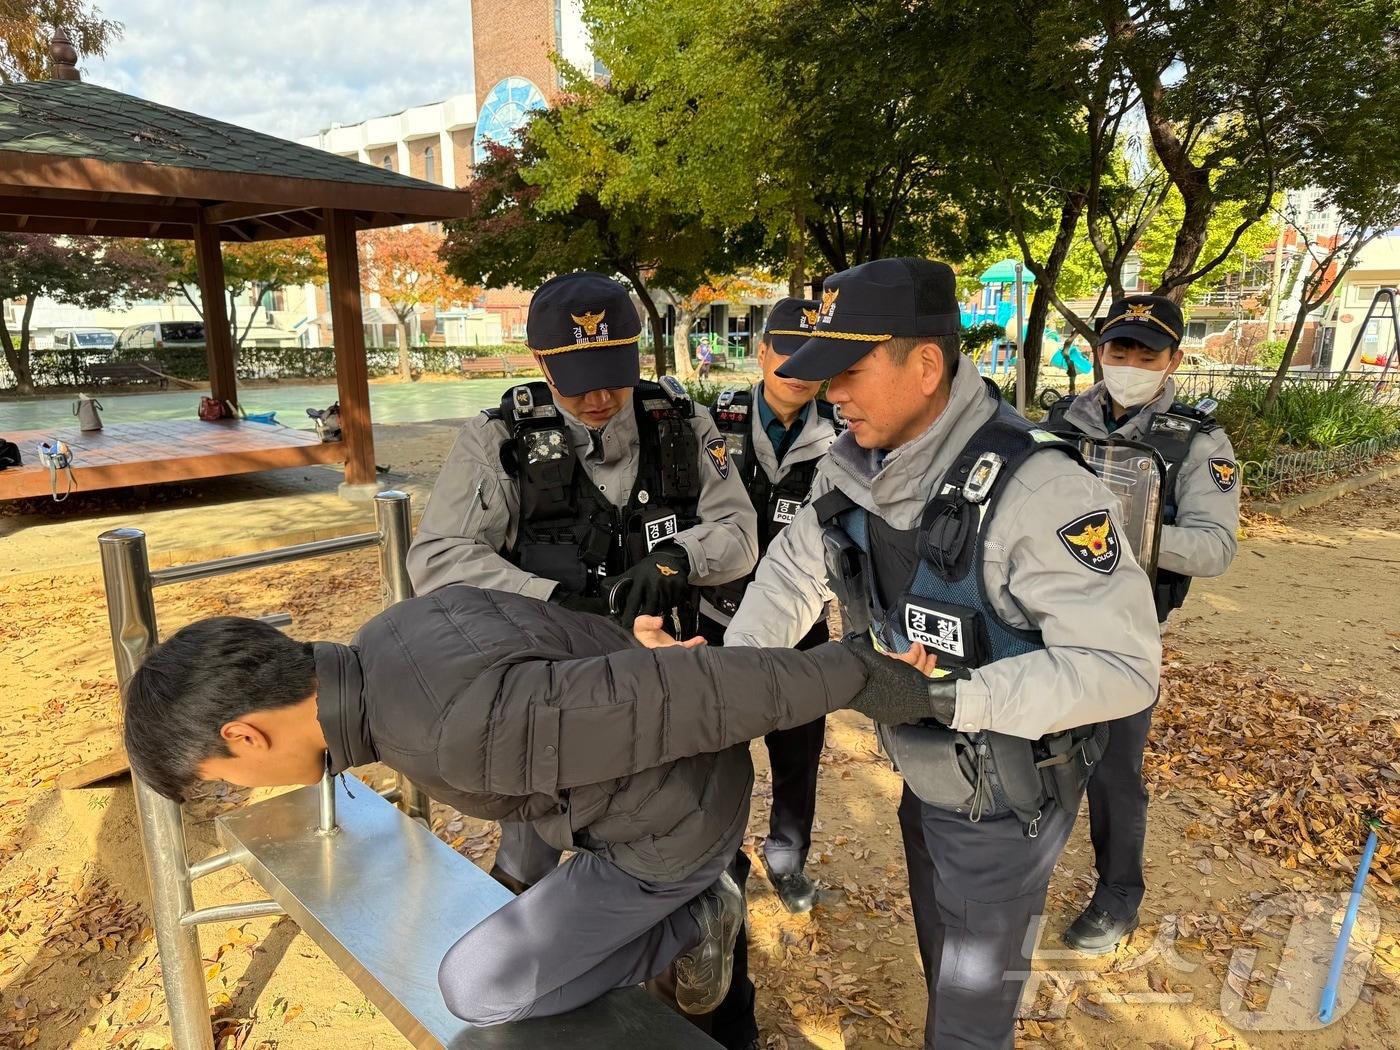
[704,388,840,617]
[489,380,703,597]
[1046,394,1220,621]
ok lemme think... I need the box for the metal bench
[87,359,168,387]
[98,491,717,1049]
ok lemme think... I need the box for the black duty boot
[1061,903,1139,955]
[675,872,744,1015]
[487,864,532,896]
[760,854,816,914]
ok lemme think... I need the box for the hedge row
[111,344,528,382]
[0,344,531,389]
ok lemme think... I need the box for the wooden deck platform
[0,420,345,501]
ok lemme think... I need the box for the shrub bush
[962,322,1004,358]
[1254,340,1289,370]
[1215,377,1400,460]
[102,344,524,383]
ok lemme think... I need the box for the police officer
[1044,294,1240,954]
[700,297,843,914]
[407,271,761,1048]
[723,258,1162,1049]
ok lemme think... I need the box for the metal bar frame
[100,491,418,1049]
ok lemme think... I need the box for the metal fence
[1171,368,1400,404]
[1244,433,1400,499]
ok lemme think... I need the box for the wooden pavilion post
[193,219,238,407]
[324,208,377,488]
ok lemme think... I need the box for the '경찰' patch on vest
[773,497,803,525]
[644,513,679,551]
[1056,510,1121,575]
[903,602,966,658]
[1209,457,1237,492]
[704,436,730,479]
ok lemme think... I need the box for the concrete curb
[1254,460,1400,518]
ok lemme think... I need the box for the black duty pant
[898,785,1075,1050]
[1085,700,1156,922]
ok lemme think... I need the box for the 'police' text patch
[704,437,730,480]
[904,603,965,658]
[773,498,803,525]
[1057,511,1120,575]
[1209,458,1237,493]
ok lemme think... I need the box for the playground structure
[99,490,718,1049]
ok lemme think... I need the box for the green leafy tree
[0,233,171,392]
[1110,0,1400,303]
[556,0,1009,294]
[442,127,761,374]
[0,1,119,82]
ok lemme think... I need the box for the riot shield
[1066,436,1167,580]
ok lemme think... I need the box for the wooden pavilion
[0,76,473,500]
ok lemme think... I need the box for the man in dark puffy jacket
[122,585,931,1028]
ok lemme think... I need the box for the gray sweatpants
[438,838,733,1025]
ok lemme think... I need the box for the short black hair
[882,332,961,388]
[122,617,317,802]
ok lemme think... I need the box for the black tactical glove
[603,545,693,624]
[841,636,960,726]
[554,590,612,616]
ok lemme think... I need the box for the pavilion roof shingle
[0,79,439,191]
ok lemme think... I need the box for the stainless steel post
[100,529,213,1050]
[373,491,431,823]
[318,769,338,835]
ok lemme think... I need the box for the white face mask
[1101,364,1167,408]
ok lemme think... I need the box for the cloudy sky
[85,0,475,141]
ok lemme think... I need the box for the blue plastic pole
[1318,829,1379,1024]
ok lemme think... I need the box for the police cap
[776,258,960,381]
[527,272,642,396]
[1098,294,1184,353]
[761,296,820,355]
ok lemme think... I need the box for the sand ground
[0,433,1397,1050]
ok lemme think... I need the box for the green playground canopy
[978,259,1036,285]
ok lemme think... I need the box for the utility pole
[1266,211,1288,340]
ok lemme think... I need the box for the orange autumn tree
[157,237,327,351]
[359,225,480,381]
[659,270,778,380]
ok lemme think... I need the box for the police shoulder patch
[1057,510,1120,575]
[704,436,731,479]
[1208,457,1238,493]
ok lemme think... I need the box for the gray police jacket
[725,357,1161,741]
[314,585,866,882]
[1061,379,1239,579]
[701,383,839,627]
[407,390,759,599]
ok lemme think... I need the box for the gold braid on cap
[798,329,893,342]
[532,335,641,355]
[1116,306,1181,341]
